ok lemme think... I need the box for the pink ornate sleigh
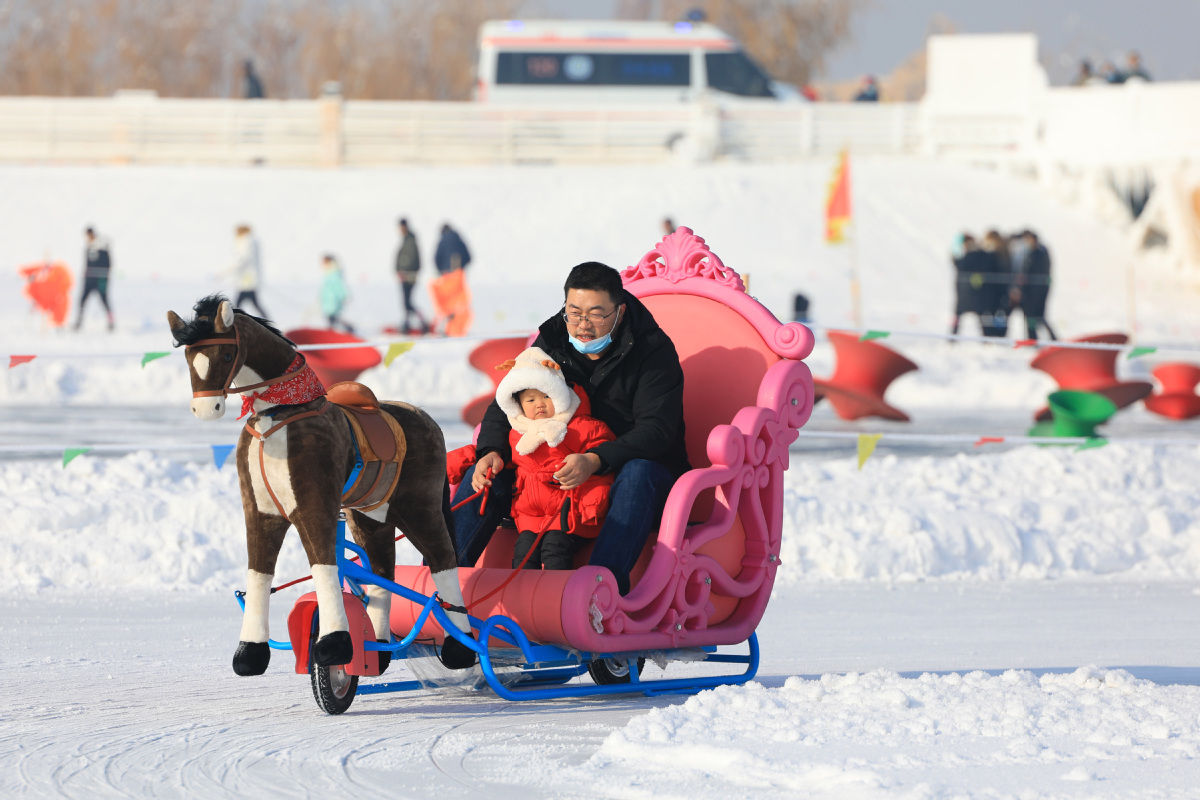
[390,227,815,691]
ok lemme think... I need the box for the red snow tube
[1144,362,1200,420]
[285,328,381,387]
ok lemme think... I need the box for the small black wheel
[310,657,358,714]
[587,656,646,686]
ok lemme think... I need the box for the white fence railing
[0,83,1196,167]
[0,95,922,166]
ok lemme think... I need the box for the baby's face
[518,389,555,420]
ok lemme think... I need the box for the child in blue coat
[319,254,355,334]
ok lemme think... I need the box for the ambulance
[475,19,794,104]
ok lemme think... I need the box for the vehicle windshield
[705,51,774,97]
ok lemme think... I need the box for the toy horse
[168,295,475,676]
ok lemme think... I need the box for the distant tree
[653,0,868,87]
[0,0,517,100]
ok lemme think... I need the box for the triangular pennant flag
[1126,346,1157,360]
[9,355,36,368]
[384,341,415,367]
[859,330,889,342]
[974,436,1005,447]
[1012,339,1037,349]
[62,447,91,467]
[211,444,236,470]
[141,351,170,367]
[1076,437,1108,451]
[856,433,883,469]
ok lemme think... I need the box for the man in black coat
[1014,230,1057,340]
[75,226,115,331]
[950,233,989,335]
[394,217,429,333]
[243,60,265,99]
[452,261,689,594]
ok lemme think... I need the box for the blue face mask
[568,308,622,355]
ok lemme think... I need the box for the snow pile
[5,438,1200,595]
[780,442,1200,583]
[568,668,1200,798]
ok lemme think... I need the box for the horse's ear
[215,300,235,333]
[166,310,185,338]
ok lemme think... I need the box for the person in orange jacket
[494,346,615,570]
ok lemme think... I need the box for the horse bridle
[185,320,305,400]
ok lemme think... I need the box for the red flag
[9,355,36,368]
[825,150,852,244]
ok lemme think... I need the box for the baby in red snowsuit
[495,346,615,570]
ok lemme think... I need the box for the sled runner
[239,227,816,713]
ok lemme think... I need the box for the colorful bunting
[974,436,1005,447]
[1126,346,1157,359]
[9,355,36,368]
[856,433,882,470]
[384,341,415,367]
[141,351,170,367]
[62,447,91,467]
[859,330,890,342]
[211,444,236,470]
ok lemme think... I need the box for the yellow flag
[856,434,882,470]
[384,342,414,367]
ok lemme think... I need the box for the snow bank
[5,440,1200,596]
[780,443,1200,583]
[569,668,1200,798]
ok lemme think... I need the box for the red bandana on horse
[239,354,326,419]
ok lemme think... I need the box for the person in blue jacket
[434,223,471,275]
[319,253,355,334]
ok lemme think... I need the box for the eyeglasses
[562,307,619,326]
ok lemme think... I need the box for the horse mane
[171,293,293,347]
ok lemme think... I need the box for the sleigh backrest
[621,227,814,475]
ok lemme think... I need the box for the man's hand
[553,453,601,490]
[471,451,505,492]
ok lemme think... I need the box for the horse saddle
[327,381,407,512]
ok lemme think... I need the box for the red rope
[270,532,406,593]
[449,468,492,513]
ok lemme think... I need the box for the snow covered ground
[3,160,1200,798]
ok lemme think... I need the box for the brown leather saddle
[326,381,407,512]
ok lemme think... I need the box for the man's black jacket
[475,290,690,478]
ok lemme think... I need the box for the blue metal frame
[235,515,760,702]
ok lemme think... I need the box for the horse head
[168,294,295,420]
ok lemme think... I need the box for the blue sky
[527,1,1197,83]
[825,0,1196,83]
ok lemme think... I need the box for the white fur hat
[495,347,581,454]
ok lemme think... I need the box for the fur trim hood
[495,347,581,455]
